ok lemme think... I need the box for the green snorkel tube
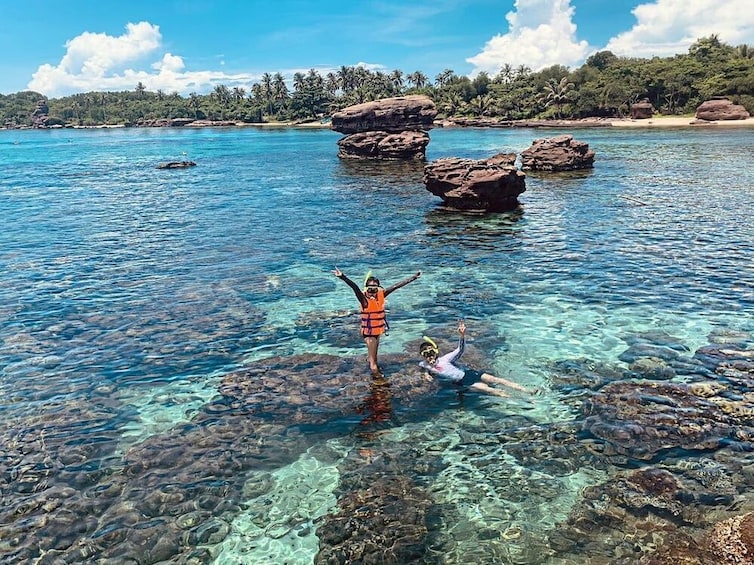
[421,335,440,356]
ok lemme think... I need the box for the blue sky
[1,0,752,97]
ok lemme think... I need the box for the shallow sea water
[1,125,753,564]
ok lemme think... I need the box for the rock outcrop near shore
[520,134,595,171]
[696,97,751,121]
[331,95,437,159]
[630,99,654,119]
[423,153,526,212]
[30,99,49,128]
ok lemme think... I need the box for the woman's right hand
[333,267,343,278]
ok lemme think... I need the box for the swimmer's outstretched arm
[333,268,367,308]
[384,271,421,297]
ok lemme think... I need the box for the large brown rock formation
[30,99,49,128]
[695,97,751,121]
[631,99,654,119]
[336,130,430,160]
[331,95,436,134]
[331,95,437,159]
[423,153,526,212]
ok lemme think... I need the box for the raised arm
[443,320,466,364]
[384,271,421,297]
[333,268,367,308]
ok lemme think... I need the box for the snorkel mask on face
[363,270,381,295]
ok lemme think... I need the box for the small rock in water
[156,160,197,169]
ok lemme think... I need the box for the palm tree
[439,92,464,116]
[352,67,370,91]
[249,83,263,103]
[188,92,201,118]
[496,63,514,84]
[99,92,108,123]
[272,73,289,114]
[389,69,404,94]
[213,84,231,105]
[406,71,428,89]
[434,69,455,88]
[325,72,340,97]
[306,69,323,90]
[538,76,575,118]
[293,72,306,93]
[232,87,246,102]
[259,73,274,115]
[515,65,532,80]
[337,66,354,94]
[467,94,494,117]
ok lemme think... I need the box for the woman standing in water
[333,267,421,376]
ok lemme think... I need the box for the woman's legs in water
[469,382,509,397]
[480,373,529,392]
[364,335,380,373]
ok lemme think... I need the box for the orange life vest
[360,289,388,336]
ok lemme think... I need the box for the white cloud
[59,21,161,76]
[605,0,754,58]
[466,0,590,76]
[28,21,259,97]
[151,53,185,73]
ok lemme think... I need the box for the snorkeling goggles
[420,335,440,358]
[363,270,382,295]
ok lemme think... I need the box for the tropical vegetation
[1,35,752,128]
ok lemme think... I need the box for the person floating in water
[419,320,537,398]
[333,267,421,376]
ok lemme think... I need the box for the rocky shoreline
[7,115,754,132]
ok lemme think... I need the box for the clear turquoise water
[1,125,753,563]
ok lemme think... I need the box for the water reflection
[335,158,425,185]
[423,207,526,256]
[355,376,394,437]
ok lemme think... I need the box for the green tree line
[2,35,752,128]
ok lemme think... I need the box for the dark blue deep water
[1,125,753,563]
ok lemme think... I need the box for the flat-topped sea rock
[423,155,526,212]
[331,95,437,134]
[520,134,595,171]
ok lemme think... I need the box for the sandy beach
[427,115,754,130]
[608,116,754,128]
